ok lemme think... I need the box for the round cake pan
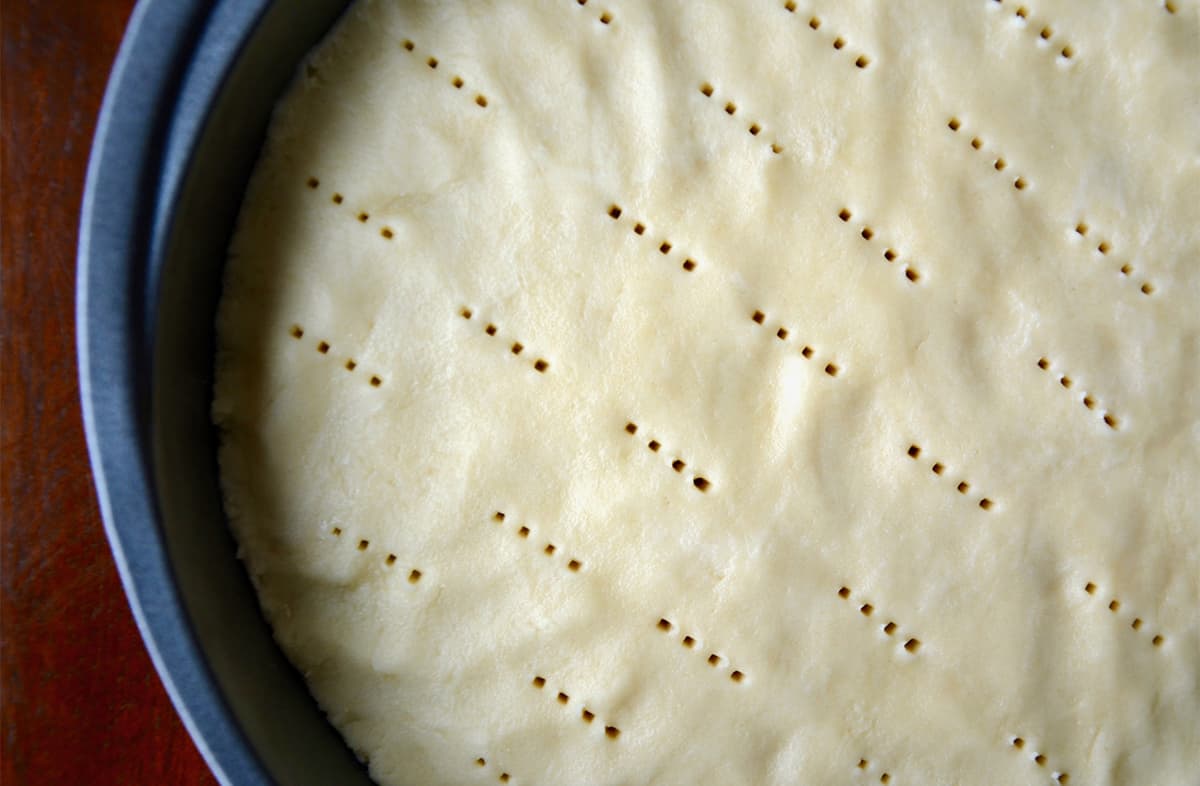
[77,2,370,783]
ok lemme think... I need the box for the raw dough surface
[214,1,1200,784]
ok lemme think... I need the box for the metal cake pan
[77,1,371,783]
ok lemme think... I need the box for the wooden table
[2,3,217,784]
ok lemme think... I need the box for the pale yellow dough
[214,1,1200,783]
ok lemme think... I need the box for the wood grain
[1,3,217,784]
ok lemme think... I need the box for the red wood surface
[1,3,217,784]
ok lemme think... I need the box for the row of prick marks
[1009,737,1070,783]
[606,205,699,272]
[459,308,550,373]
[945,118,1029,191]
[782,3,873,69]
[288,325,383,387]
[400,38,489,107]
[1084,581,1166,648]
[750,310,840,377]
[697,83,783,155]
[905,444,994,511]
[987,0,1076,61]
[623,422,711,492]
[472,758,512,783]
[836,208,920,283]
[1072,222,1155,296]
[655,618,745,683]
[571,0,613,26]
[1035,357,1119,430]
[530,676,620,739]
[837,587,921,654]
[855,758,892,783]
[491,512,583,573]
[304,177,398,241]
[329,527,422,583]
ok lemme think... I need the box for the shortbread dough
[214,1,1200,783]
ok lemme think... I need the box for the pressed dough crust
[214,1,1200,784]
